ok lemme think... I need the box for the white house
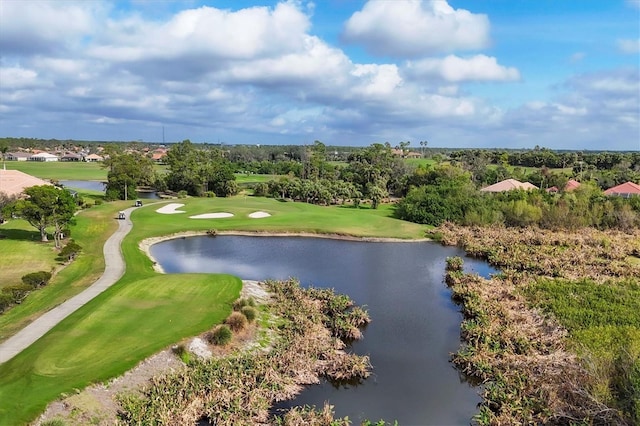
[29,152,59,162]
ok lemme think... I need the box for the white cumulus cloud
[342,0,490,57]
[405,55,520,82]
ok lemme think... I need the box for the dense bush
[58,241,82,262]
[225,312,248,332]
[208,325,232,346]
[21,271,52,288]
[240,306,257,323]
[232,297,256,311]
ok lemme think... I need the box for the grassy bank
[439,224,640,424]
[0,273,241,425]
[0,195,426,424]
[0,201,125,341]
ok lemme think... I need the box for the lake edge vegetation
[439,224,640,425]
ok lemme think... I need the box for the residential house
[29,152,59,162]
[604,181,640,198]
[480,179,539,193]
[60,152,83,162]
[546,179,581,194]
[0,169,51,197]
[85,153,104,162]
[5,152,31,161]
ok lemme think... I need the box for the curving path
[0,206,137,364]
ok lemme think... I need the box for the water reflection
[59,180,160,199]
[151,236,494,425]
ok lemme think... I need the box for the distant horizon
[2,136,639,153]
[1,1,638,150]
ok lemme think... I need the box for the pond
[150,235,495,425]
[59,180,160,199]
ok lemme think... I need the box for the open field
[0,220,58,290]
[4,161,108,180]
[0,195,427,424]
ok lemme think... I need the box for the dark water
[151,236,495,425]
[59,180,159,199]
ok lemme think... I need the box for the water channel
[59,180,159,199]
[150,235,495,425]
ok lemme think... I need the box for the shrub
[94,198,103,206]
[3,283,32,303]
[173,344,191,364]
[225,312,248,332]
[21,271,52,288]
[58,241,82,262]
[240,306,257,323]
[253,182,269,197]
[445,256,464,272]
[232,297,256,311]
[208,325,232,346]
[205,191,216,198]
[177,190,188,198]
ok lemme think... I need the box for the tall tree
[13,185,76,245]
[165,140,237,196]
[104,152,154,200]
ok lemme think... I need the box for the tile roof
[480,179,539,192]
[0,169,51,197]
[604,181,640,196]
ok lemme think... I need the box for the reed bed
[439,223,640,425]
[117,279,371,425]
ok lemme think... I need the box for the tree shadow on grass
[0,227,42,242]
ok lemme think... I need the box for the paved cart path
[0,207,136,364]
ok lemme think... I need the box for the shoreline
[139,230,431,274]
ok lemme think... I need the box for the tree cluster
[396,164,640,230]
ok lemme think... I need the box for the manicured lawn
[126,196,427,246]
[0,273,241,425]
[4,161,108,180]
[0,220,57,290]
[0,201,125,342]
[235,173,279,185]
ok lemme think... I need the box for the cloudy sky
[1,0,639,150]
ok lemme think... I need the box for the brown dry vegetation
[116,279,371,425]
[439,223,640,425]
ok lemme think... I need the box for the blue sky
[0,0,638,150]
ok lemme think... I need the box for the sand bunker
[189,213,234,219]
[156,203,186,214]
[248,211,271,218]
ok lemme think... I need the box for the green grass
[0,273,240,425]
[525,278,640,358]
[4,161,108,180]
[404,158,436,167]
[0,220,58,290]
[0,195,427,424]
[234,173,279,185]
[0,201,124,342]
[126,196,427,242]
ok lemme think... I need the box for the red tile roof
[604,181,640,196]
